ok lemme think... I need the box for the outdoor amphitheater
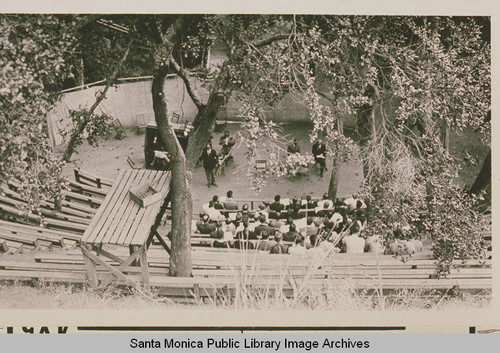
[0,14,492,311]
[0,118,492,308]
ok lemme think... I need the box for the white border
[0,0,498,332]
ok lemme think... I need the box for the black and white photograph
[0,0,497,338]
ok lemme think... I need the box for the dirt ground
[57,122,363,213]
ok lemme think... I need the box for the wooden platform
[81,169,170,246]
[80,169,171,290]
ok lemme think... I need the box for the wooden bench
[68,181,108,198]
[73,168,113,189]
[0,184,95,220]
[0,220,79,248]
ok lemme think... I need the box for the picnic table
[80,169,171,290]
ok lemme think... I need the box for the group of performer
[288,138,328,178]
[201,132,329,189]
[193,191,424,256]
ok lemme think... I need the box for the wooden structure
[80,169,171,290]
[144,120,193,169]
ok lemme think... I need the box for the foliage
[424,170,489,277]
[60,108,117,147]
[285,153,315,176]
[0,15,76,212]
[288,16,490,272]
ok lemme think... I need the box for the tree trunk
[328,155,341,201]
[76,57,85,87]
[152,63,193,277]
[185,62,231,169]
[357,102,372,181]
[62,37,133,162]
[469,150,491,195]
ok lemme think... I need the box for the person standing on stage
[312,140,327,178]
[200,143,219,188]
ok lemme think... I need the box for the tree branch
[169,57,205,111]
[315,90,336,105]
[252,33,290,48]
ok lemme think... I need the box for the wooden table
[80,169,171,290]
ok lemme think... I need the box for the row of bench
[0,248,491,302]
[0,169,114,253]
[0,169,112,236]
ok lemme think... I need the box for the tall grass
[189,245,491,311]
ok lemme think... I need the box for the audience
[192,189,423,256]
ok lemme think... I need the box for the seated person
[316,202,333,217]
[219,129,235,156]
[257,204,269,220]
[270,195,285,213]
[329,210,343,227]
[317,193,334,209]
[305,234,320,250]
[257,231,276,251]
[364,234,384,253]
[212,195,224,210]
[388,228,417,255]
[344,193,366,212]
[301,217,318,238]
[355,215,367,231]
[269,217,282,227]
[242,220,257,240]
[254,215,272,238]
[302,195,318,210]
[283,223,300,242]
[206,201,226,221]
[270,232,288,254]
[233,224,255,250]
[285,207,302,220]
[240,204,254,222]
[197,215,217,234]
[269,195,285,219]
[222,218,236,234]
[409,238,424,253]
[341,222,366,254]
[210,224,224,239]
[288,235,307,255]
[286,197,301,212]
[287,137,301,155]
[195,211,206,228]
[211,222,232,248]
[279,217,294,234]
[317,220,333,241]
[223,190,238,210]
